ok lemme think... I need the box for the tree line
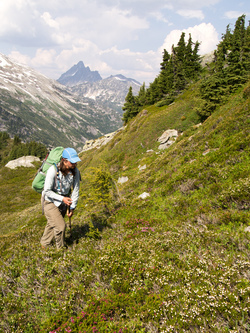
[0,132,47,165]
[122,15,249,124]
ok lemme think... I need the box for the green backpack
[32,146,64,193]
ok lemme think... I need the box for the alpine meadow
[0,15,249,333]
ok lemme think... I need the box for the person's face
[64,159,77,170]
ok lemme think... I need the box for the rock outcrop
[82,127,125,152]
[158,129,178,150]
[5,156,40,169]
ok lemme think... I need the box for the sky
[0,0,249,85]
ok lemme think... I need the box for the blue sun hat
[62,148,81,163]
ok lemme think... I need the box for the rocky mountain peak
[109,74,141,86]
[57,61,102,86]
[0,53,123,150]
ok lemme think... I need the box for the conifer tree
[145,77,160,105]
[122,86,137,124]
[122,31,203,121]
[173,33,186,92]
[191,41,202,77]
[184,34,194,78]
[242,24,250,72]
[158,50,174,98]
[136,82,146,106]
[13,135,21,146]
[196,15,249,121]
[225,15,248,89]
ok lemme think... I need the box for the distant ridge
[57,61,102,86]
[57,62,142,111]
[70,73,141,106]
[109,74,141,86]
[0,53,123,149]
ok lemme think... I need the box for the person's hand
[63,197,72,206]
[67,209,74,217]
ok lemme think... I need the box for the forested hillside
[0,16,249,333]
[123,15,249,123]
[0,132,47,167]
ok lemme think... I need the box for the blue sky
[0,0,249,84]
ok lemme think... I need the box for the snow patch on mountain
[0,54,12,67]
[70,73,141,106]
[0,53,124,149]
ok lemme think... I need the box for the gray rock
[82,127,125,151]
[245,226,250,232]
[5,156,40,169]
[138,164,147,171]
[158,129,178,150]
[138,192,150,199]
[118,176,129,184]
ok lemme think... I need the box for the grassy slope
[0,80,249,333]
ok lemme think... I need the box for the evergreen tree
[136,82,147,106]
[9,140,47,160]
[0,132,10,155]
[196,74,226,120]
[225,15,248,89]
[144,32,202,107]
[145,78,160,105]
[13,135,21,146]
[184,34,194,79]
[173,33,187,92]
[213,24,232,72]
[242,24,250,73]
[158,50,174,98]
[196,15,249,121]
[191,41,202,77]
[122,31,203,121]
[122,87,138,124]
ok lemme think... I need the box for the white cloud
[55,40,100,70]
[8,51,30,65]
[96,0,220,17]
[177,9,205,20]
[160,22,219,55]
[99,46,160,83]
[150,11,172,24]
[1,0,247,86]
[224,11,248,19]
[6,20,221,84]
[0,0,39,35]
[41,12,59,29]
[90,7,148,47]
[31,49,57,67]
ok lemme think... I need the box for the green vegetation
[123,15,249,124]
[0,15,249,333]
[0,133,47,166]
[123,31,203,124]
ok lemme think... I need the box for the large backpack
[32,146,64,193]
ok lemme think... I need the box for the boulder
[82,127,125,152]
[118,176,129,184]
[138,164,147,171]
[245,226,250,233]
[138,192,150,199]
[158,129,178,150]
[5,156,40,169]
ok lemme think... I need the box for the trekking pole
[67,206,72,235]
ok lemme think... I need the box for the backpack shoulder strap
[53,163,62,192]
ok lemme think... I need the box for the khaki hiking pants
[41,201,67,249]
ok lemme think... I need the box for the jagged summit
[109,74,141,86]
[57,61,102,86]
[70,73,141,105]
[0,53,123,149]
[57,61,142,106]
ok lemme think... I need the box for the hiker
[40,148,81,249]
